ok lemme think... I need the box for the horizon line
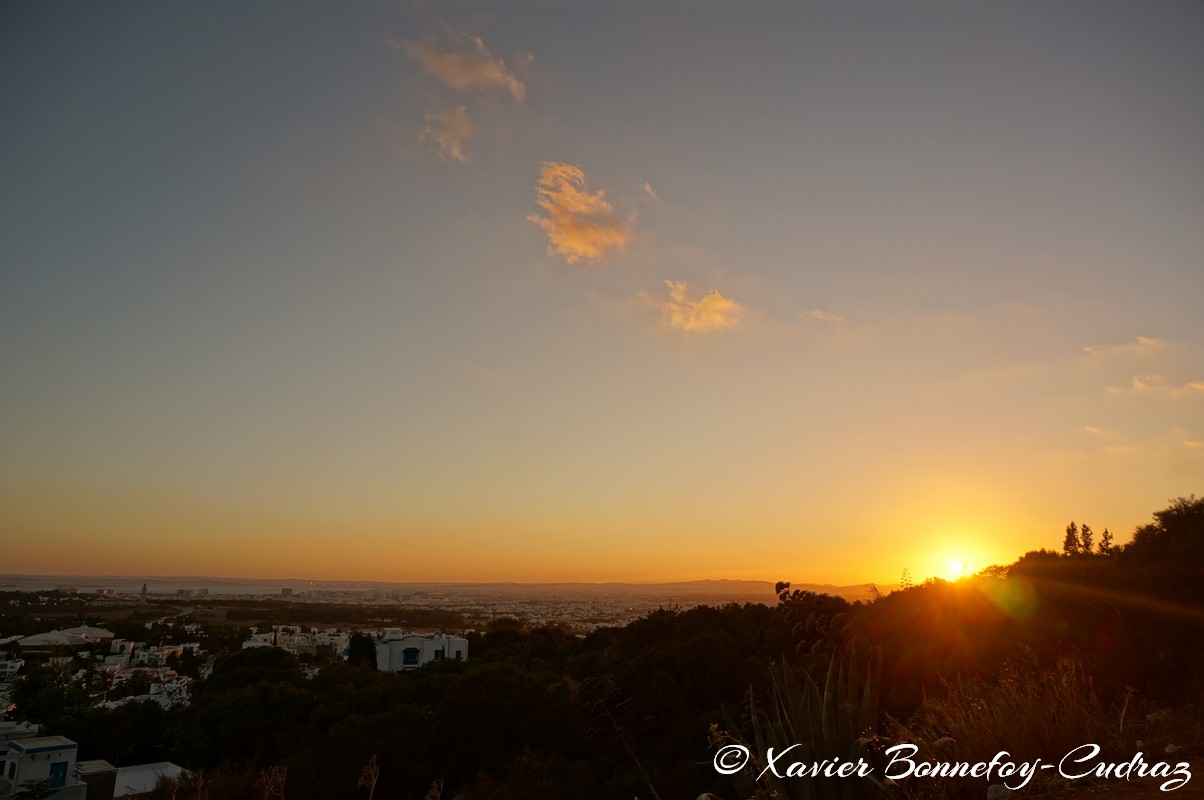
[0,572,892,589]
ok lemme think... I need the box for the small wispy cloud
[660,280,743,332]
[1093,427,1204,462]
[801,308,844,324]
[1084,336,1166,356]
[641,181,661,203]
[1108,375,1204,397]
[528,162,633,264]
[420,106,474,163]
[402,33,527,101]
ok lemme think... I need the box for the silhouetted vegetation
[5,497,1202,798]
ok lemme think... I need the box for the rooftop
[8,735,77,753]
[115,762,187,797]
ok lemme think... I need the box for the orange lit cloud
[1108,375,1204,397]
[420,106,474,163]
[528,162,632,264]
[660,280,743,332]
[1084,336,1165,356]
[403,34,527,101]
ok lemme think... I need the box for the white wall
[375,633,467,674]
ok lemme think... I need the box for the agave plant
[716,649,888,800]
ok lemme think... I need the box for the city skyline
[3,2,1202,585]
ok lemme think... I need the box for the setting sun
[2,2,1200,589]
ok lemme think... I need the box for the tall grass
[895,655,1129,797]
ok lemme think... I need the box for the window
[455,649,463,660]
[433,648,444,661]
[402,647,420,666]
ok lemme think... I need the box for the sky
[2,1,1202,585]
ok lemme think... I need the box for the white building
[0,736,87,798]
[17,627,114,653]
[375,630,467,673]
[114,761,188,798]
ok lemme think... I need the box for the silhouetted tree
[1098,527,1114,555]
[1079,523,1094,553]
[347,633,377,670]
[1063,521,1081,555]
[775,583,851,655]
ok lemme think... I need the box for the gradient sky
[3,1,1202,585]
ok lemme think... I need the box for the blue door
[49,761,68,788]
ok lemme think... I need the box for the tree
[202,646,303,694]
[1063,521,1081,555]
[10,662,91,723]
[1079,523,1094,554]
[1122,495,1204,569]
[347,633,377,670]
[14,780,56,800]
[1098,528,1114,555]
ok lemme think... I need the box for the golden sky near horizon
[2,3,1202,585]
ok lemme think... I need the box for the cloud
[660,280,743,332]
[420,106,474,163]
[801,308,844,324]
[1092,428,1204,464]
[1084,336,1166,356]
[642,181,661,203]
[528,162,633,264]
[1108,375,1204,397]
[403,34,526,101]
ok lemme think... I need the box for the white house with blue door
[0,735,87,798]
[375,630,468,674]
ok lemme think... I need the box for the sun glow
[947,560,969,581]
